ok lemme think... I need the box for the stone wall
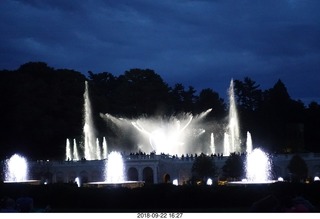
[29,153,320,185]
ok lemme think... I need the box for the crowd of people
[0,196,51,213]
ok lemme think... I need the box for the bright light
[246,148,271,182]
[278,177,284,182]
[173,179,178,186]
[5,154,28,182]
[129,111,210,156]
[206,178,212,185]
[314,176,320,181]
[146,120,186,155]
[75,177,81,187]
[105,151,125,183]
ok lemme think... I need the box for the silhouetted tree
[88,71,119,114]
[113,68,171,117]
[287,154,308,182]
[304,102,320,152]
[259,79,306,153]
[222,153,245,181]
[0,62,86,160]
[0,61,319,160]
[233,77,263,146]
[191,153,216,184]
[87,71,119,138]
[182,86,197,113]
[234,77,262,112]
[195,88,226,119]
[170,83,197,114]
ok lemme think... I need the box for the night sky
[1,0,320,104]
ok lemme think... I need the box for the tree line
[0,62,319,160]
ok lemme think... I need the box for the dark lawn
[1,182,319,213]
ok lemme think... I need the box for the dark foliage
[287,154,309,182]
[191,153,217,184]
[222,153,245,180]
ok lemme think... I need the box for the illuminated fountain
[246,131,253,154]
[105,151,125,183]
[65,81,107,161]
[83,81,99,160]
[101,108,212,157]
[3,153,40,185]
[66,139,72,161]
[228,134,277,185]
[223,79,241,156]
[224,81,278,185]
[210,133,215,154]
[245,148,274,183]
[83,151,144,188]
[131,109,212,155]
[65,139,80,161]
[71,78,273,187]
[66,81,142,187]
[73,139,80,161]
[99,79,243,157]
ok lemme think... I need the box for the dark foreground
[1,182,320,213]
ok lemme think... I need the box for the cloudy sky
[1,0,320,104]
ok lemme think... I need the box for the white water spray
[73,139,79,161]
[246,131,253,154]
[105,151,126,183]
[66,139,72,161]
[5,154,28,182]
[102,137,108,159]
[83,81,99,160]
[227,79,241,154]
[246,148,272,182]
[210,133,215,154]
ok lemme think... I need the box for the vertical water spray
[129,110,210,156]
[210,133,215,154]
[105,151,125,183]
[83,81,97,160]
[223,133,230,156]
[227,79,240,153]
[66,139,72,161]
[96,138,101,160]
[246,131,253,154]
[69,81,107,161]
[5,154,28,182]
[102,137,108,159]
[246,148,272,182]
[73,139,79,161]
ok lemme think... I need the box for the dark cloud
[1,0,319,104]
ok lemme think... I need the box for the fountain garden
[2,79,281,187]
[2,79,320,212]
[66,80,275,186]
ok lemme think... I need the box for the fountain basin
[227,180,278,186]
[3,180,41,185]
[83,181,145,189]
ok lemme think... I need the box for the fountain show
[1,77,320,214]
